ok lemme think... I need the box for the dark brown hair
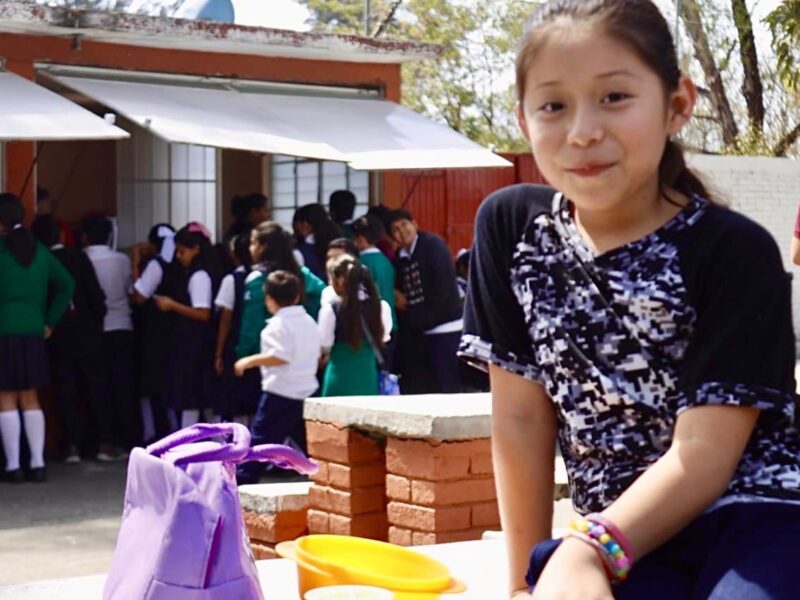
[328,255,383,351]
[0,193,37,267]
[516,0,712,201]
[264,270,302,308]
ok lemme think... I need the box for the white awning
[54,76,347,162]
[0,71,129,141]
[239,92,512,170]
[51,74,511,170]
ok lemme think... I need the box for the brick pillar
[306,421,388,540]
[385,437,499,546]
[240,483,312,560]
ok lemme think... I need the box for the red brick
[386,474,411,501]
[327,461,386,489]
[388,526,413,546]
[250,542,278,560]
[307,509,330,534]
[470,453,494,475]
[309,484,385,516]
[310,459,330,485]
[329,512,388,540]
[306,423,384,465]
[411,478,496,507]
[386,501,471,532]
[386,438,490,480]
[411,528,487,546]
[471,501,500,527]
[243,510,308,544]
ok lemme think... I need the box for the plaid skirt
[0,334,50,390]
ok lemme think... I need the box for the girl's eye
[539,102,565,113]
[602,92,631,104]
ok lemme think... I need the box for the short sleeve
[134,260,163,299]
[380,300,393,343]
[459,185,553,381]
[318,302,336,350]
[677,212,797,425]
[214,274,236,310]
[261,319,292,362]
[188,271,212,309]
[321,285,339,305]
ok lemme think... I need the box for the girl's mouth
[566,163,615,177]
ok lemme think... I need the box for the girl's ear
[516,102,532,144]
[666,76,697,136]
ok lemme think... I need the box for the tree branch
[678,0,739,147]
[773,121,800,157]
[371,0,404,38]
[730,0,765,131]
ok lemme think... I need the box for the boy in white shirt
[234,270,321,484]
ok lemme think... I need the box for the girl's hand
[214,356,224,376]
[234,358,249,377]
[153,295,173,312]
[531,538,613,600]
[44,325,53,339]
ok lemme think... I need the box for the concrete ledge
[238,482,313,514]
[304,393,492,441]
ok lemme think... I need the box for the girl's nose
[566,106,604,147]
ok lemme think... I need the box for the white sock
[140,397,156,441]
[0,411,21,471]
[181,409,200,428]
[22,410,46,468]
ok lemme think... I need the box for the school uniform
[237,305,321,484]
[85,244,136,449]
[48,245,107,453]
[319,298,393,397]
[214,266,259,418]
[162,269,215,415]
[394,232,463,394]
[461,184,800,599]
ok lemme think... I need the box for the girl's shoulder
[473,184,556,254]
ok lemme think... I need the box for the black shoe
[2,469,25,484]
[26,467,47,483]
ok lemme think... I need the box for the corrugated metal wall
[398,152,547,254]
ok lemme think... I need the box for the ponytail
[330,255,383,351]
[0,193,37,267]
[659,140,714,202]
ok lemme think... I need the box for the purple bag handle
[145,423,318,474]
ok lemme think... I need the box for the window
[270,155,370,230]
[116,119,217,248]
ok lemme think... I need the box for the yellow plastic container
[276,535,467,600]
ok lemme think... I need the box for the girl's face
[331,274,346,296]
[175,243,199,267]
[249,204,269,225]
[249,230,262,263]
[516,26,696,215]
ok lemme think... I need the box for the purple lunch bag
[103,423,317,600]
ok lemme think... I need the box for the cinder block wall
[688,155,800,347]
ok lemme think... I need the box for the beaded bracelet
[568,516,633,583]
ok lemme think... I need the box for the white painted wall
[687,155,800,344]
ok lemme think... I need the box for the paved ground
[0,459,577,586]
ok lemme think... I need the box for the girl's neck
[573,184,687,255]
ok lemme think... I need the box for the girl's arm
[602,404,758,559]
[489,364,559,596]
[234,353,288,376]
[791,236,800,266]
[153,295,211,322]
[215,308,233,375]
[317,302,336,353]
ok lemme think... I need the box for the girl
[292,203,344,281]
[131,223,177,440]
[155,222,221,429]
[213,228,259,424]
[460,2,800,599]
[226,193,269,242]
[236,221,325,360]
[0,193,74,483]
[318,255,392,397]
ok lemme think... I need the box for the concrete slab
[238,481,313,514]
[304,393,492,441]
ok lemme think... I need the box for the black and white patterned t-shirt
[460,184,800,514]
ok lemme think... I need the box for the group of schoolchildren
[0,188,474,484]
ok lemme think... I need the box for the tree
[675,0,800,157]
[300,0,534,152]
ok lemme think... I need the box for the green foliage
[765,0,800,94]
[300,0,536,152]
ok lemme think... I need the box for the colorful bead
[568,516,633,585]
[599,533,611,544]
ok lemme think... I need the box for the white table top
[0,539,508,600]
